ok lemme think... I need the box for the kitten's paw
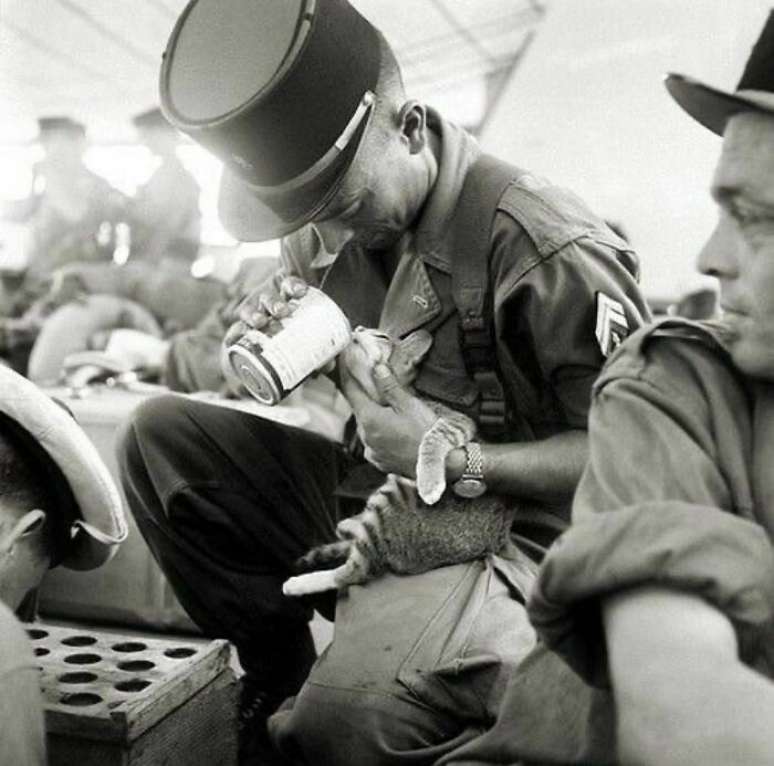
[282,571,338,596]
[416,475,445,506]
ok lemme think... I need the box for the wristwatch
[452,441,487,498]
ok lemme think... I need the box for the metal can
[225,286,351,405]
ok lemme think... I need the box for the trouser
[117,393,356,699]
[117,394,537,765]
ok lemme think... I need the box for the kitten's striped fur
[283,328,522,597]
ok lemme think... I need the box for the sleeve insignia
[595,292,629,357]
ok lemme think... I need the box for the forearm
[605,586,774,766]
[445,429,588,504]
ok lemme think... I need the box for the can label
[227,287,351,404]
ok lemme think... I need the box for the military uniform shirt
[529,318,774,686]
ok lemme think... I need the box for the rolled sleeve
[531,502,774,687]
[527,343,774,686]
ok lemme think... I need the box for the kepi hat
[0,366,126,570]
[159,0,383,242]
[666,10,774,134]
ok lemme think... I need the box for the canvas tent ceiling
[0,0,545,145]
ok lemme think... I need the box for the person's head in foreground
[159,0,438,256]
[0,369,126,611]
[666,16,774,382]
[502,12,774,766]
[0,367,125,766]
[132,107,181,160]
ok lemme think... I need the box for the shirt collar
[411,107,482,273]
[306,108,481,274]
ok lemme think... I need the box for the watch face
[453,478,487,499]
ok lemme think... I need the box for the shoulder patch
[595,292,629,357]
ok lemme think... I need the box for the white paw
[282,571,338,596]
[416,475,445,505]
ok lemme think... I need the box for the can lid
[227,344,281,404]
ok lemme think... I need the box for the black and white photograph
[1,1,773,764]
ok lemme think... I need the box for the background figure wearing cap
[126,107,201,265]
[118,1,649,764]
[0,367,126,765]
[443,12,774,766]
[0,116,126,370]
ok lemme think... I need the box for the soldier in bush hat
[0,367,126,764]
[442,10,774,766]
[119,1,649,763]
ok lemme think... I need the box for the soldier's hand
[341,362,437,478]
[223,272,308,348]
[223,271,304,340]
[238,272,307,332]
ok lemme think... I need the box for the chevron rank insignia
[595,293,629,357]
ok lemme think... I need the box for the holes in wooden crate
[26,629,48,640]
[117,660,155,672]
[62,635,98,647]
[64,653,102,665]
[111,641,147,653]
[164,647,197,659]
[60,692,103,707]
[115,678,151,693]
[59,672,99,684]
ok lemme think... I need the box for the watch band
[462,441,484,479]
[452,441,487,498]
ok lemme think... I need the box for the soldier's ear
[0,509,47,558]
[397,101,427,154]
[392,330,432,373]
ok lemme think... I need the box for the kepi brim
[665,72,774,135]
[218,101,372,242]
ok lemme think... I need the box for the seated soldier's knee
[270,681,458,766]
[116,394,191,478]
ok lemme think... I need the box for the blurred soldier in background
[0,116,125,310]
[127,107,201,266]
[0,111,216,382]
[0,117,125,369]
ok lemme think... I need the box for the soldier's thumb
[373,363,409,409]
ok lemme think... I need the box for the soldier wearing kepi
[117,1,649,764]
[442,11,774,766]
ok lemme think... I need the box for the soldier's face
[698,112,774,380]
[311,104,433,256]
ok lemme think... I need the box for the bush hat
[0,366,126,570]
[160,0,382,242]
[666,10,774,135]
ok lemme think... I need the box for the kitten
[283,327,529,597]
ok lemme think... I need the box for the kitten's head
[341,327,432,403]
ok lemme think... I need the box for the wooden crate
[26,622,238,766]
